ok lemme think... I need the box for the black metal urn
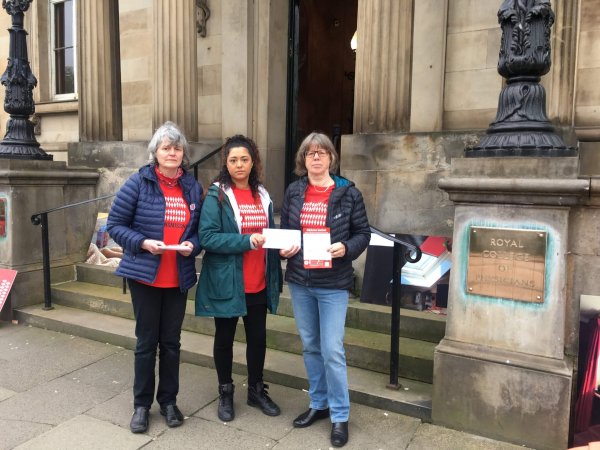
[466,0,576,157]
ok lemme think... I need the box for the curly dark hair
[214,134,264,199]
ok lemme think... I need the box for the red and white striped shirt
[233,186,267,293]
[300,184,333,228]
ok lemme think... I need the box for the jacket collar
[140,164,195,191]
[298,174,353,189]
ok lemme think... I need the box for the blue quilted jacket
[107,164,203,291]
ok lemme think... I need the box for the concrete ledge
[439,177,589,205]
[51,281,437,382]
[74,264,447,341]
[14,304,433,422]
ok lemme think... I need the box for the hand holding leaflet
[303,227,332,269]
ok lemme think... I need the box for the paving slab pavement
[0,321,531,450]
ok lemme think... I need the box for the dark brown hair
[214,134,264,199]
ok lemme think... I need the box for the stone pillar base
[433,338,572,450]
[0,160,99,317]
[434,156,587,450]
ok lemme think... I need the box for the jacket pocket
[206,261,234,300]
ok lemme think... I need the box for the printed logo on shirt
[164,196,189,228]
[300,201,328,227]
[239,203,267,234]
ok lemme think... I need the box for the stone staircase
[15,262,446,421]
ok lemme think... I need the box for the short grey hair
[147,121,191,169]
[294,132,339,176]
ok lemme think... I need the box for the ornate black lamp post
[466,0,576,157]
[0,0,51,160]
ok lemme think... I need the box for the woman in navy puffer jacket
[107,122,202,434]
[280,132,370,448]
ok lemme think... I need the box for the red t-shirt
[152,182,190,288]
[300,184,333,228]
[232,186,267,293]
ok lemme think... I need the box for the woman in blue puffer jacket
[107,122,202,434]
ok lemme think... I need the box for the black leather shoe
[331,421,349,447]
[160,404,184,427]
[292,408,330,428]
[247,381,281,416]
[130,406,149,433]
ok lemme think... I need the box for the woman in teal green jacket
[195,135,282,423]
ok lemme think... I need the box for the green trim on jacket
[194,183,281,318]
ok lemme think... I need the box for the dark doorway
[285,0,357,186]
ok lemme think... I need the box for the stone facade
[0,1,598,447]
[1,1,597,200]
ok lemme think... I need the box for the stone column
[545,0,579,125]
[409,0,448,132]
[153,0,197,141]
[78,0,122,141]
[252,0,288,209]
[353,0,412,133]
[221,0,252,138]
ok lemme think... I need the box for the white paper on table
[262,228,301,249]
[157,244,190,251]
[303,229,332,265]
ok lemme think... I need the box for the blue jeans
[288,282,349,423]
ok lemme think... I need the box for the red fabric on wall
[576,317,600,433]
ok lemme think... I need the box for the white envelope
[157,244,190,251]
[262,228,301,249]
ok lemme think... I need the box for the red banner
[0,268,17,313]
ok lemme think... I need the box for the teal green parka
[194,183,282,318]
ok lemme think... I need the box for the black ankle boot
[217,383,235,422]
[247,381,281,416]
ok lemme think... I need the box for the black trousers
[129,279,187,408]
[213,300,267,386]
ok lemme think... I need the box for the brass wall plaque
[467,226,546,303]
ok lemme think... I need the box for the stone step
[50,281,437,383]
[14,303,433,421]
[74,264,446,343]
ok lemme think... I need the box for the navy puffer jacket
[107,164,203,291]
[280,175,370,290]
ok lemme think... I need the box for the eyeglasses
[305,149,329,159]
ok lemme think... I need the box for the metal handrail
[189,145,221,180]
[31,194,116,310]
[370,226,422,262]
[369,225,422,389]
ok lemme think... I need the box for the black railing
[31,194,116,310]
[190,146,221,180]
[369,226,422,389]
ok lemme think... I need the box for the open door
[285,0,357,186]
